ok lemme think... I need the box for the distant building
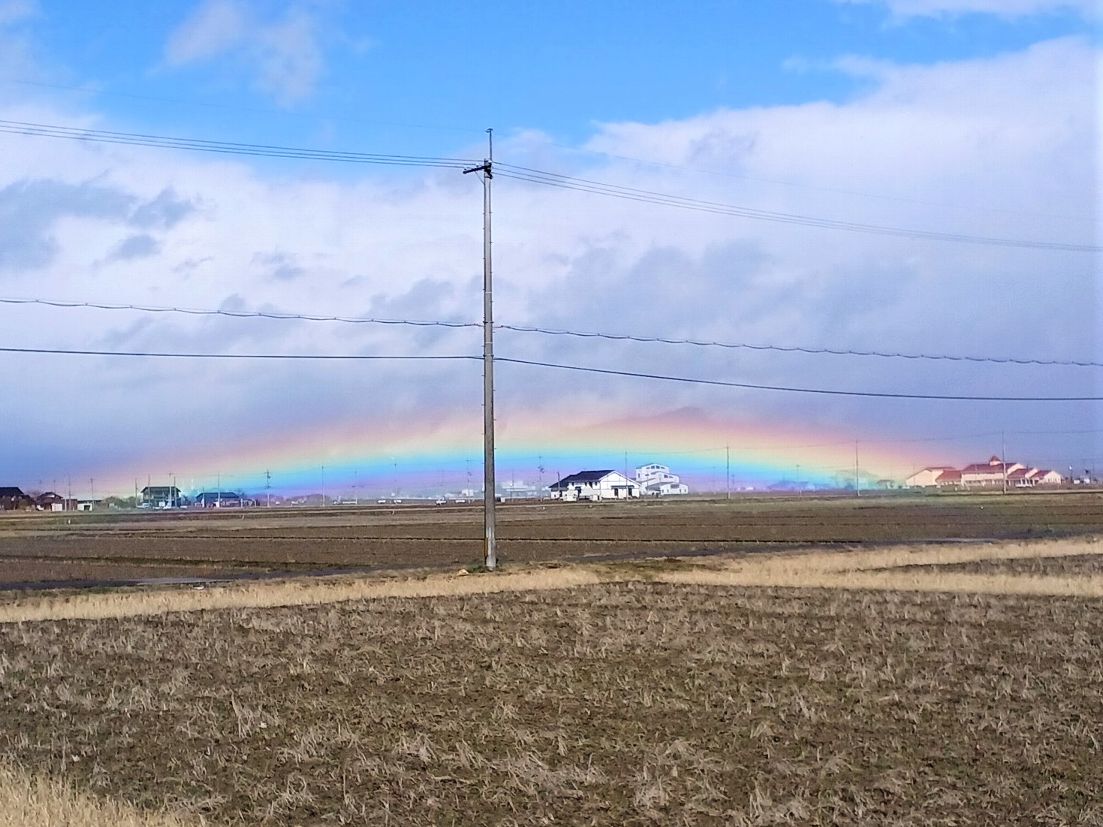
[635,463,689,496]
[1030,469,1063,485]
[549,471,641,501]
[140,486,185,508]
[905,467,958,487]
[192,491,249,508]
[961,457,1025,487]
[935,469,962,488]
[0,487,33,510]
[35,492,64,511]
[908,457,1062,489]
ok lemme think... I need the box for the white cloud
[0,36,1098,488]
[164,0,246,65]
[837,0,1100,19]
[163,0,325,105]
[254,9,323,105]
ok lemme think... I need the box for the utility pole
[854,442,861,497]
[464,128,497,570]
[1001,432,1008,495]
[725,445,731,500]
[265,470,271,508]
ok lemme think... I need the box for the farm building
[0,487,33,510]
[635,463,689,496]
[934,469,962,488]
[192,491,251,508]
[140,486,185,508]
[908,457,1063,489]
[961,457,1024,487]
[904,467,958,487]
[549,471,641,501]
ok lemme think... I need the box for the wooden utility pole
[464,129,497,570]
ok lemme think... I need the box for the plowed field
[1,492,1102,587]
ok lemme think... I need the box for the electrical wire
[4,296,1098,368]
[3,119,1094,251]
[0,297,478,329]
[494,162,1099,253]
[5,344,1099,401]
[0,346,479,362]
[496,322,1103,368]
[0,119,477,168]
[493,356,1103,402]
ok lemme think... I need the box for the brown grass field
[0,495,1101,825]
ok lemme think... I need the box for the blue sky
[7,1,1096,150]
[0,0,1099,494]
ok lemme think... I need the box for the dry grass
[2,536,1101,625]
[651,537,1103,598]
[1,579,1100,825]
[0,761,200,827]
[0,565,611,624]
[3,526,1102,824]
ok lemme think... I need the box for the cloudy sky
[0,0,1099,496]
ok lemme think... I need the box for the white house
[635,463,689,496]
[549,470,641,501]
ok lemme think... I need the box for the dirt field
[0,537,1101,825]
[2,491,1102,588]
[1,585,1101,824]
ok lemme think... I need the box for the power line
[0,119,477,169]
[4,296,1097,368]
[497,322,1103,368]
[0,297,478,329]
[3,119,1094,251]
[493,356,1103,402]
[494,162,1098,253]
[0,346,479,362]
[6,343,1098,401]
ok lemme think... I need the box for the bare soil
[2,492,1101,588]
[0,579,1099,825]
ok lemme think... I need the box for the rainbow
[89,406,971,498]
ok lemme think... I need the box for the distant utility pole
[1001,432,1008,495]
[464,128,497,571]
[265,470,271,508]
[726,445,731,500]
[854,442,861,497]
